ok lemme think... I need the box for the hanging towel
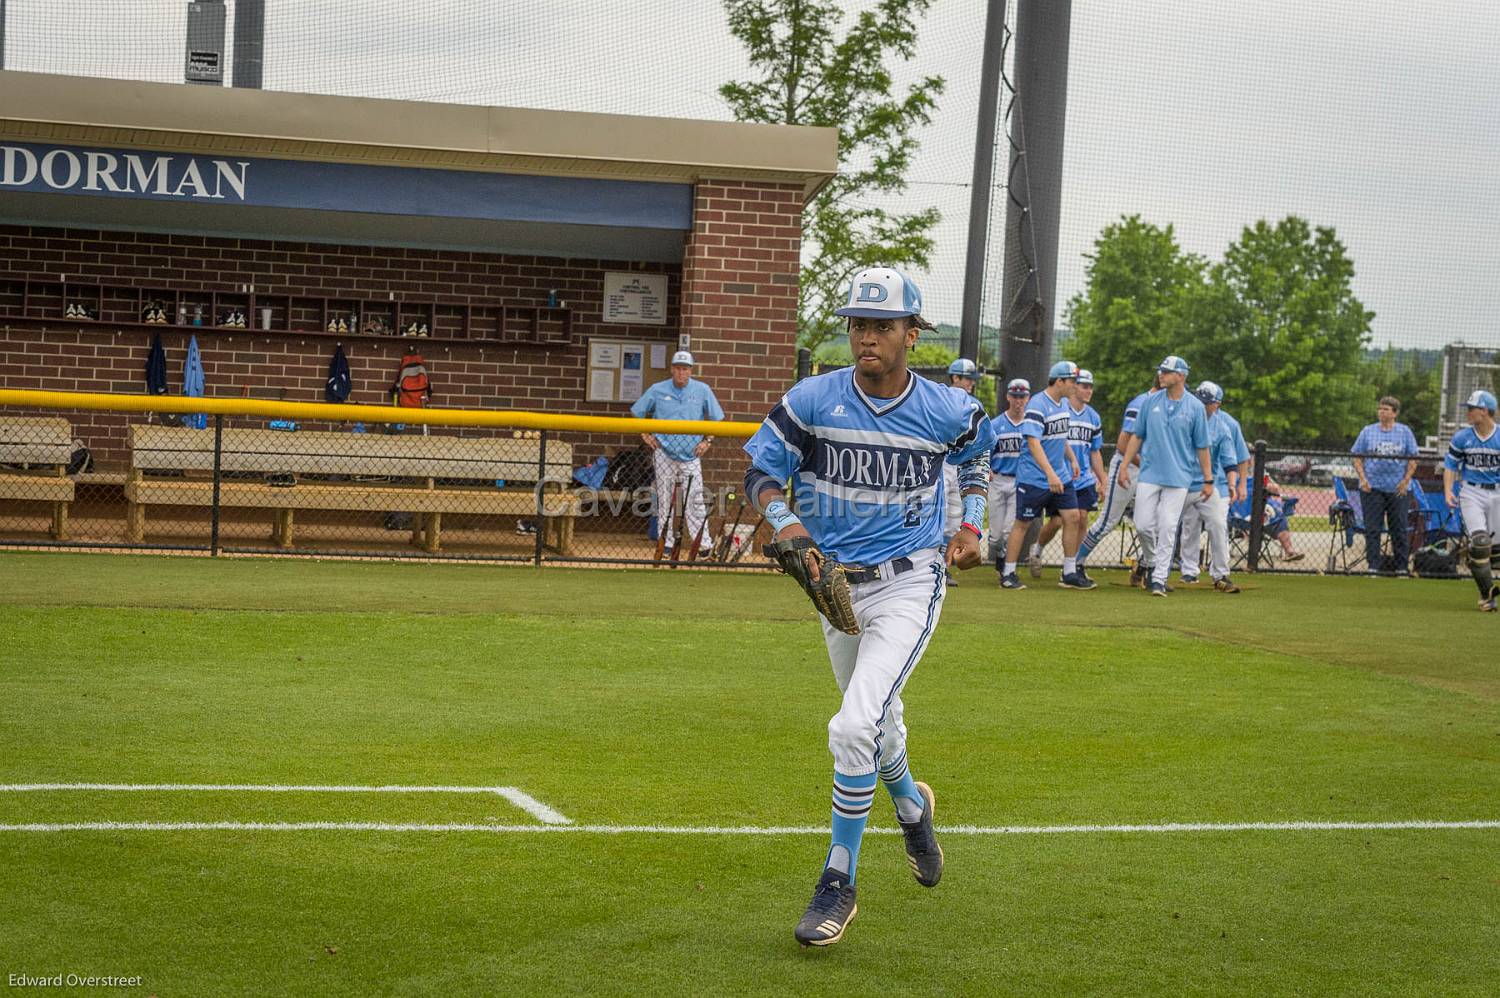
[326,343,352,403]
[145,333,168,395]
[183,335,207,429]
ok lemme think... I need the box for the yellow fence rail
[0,389,760,438]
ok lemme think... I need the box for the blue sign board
[0,140,693,231]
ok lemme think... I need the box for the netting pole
[959,0,1008,364]
[796,347,812,384]
[1247,440,1267,573]
[232,0,265,89]
[533,429,547,566]
[0,0,8,71]
[210,414,224,557]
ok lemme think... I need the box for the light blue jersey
[1217,409,1251,496]
[989,412,1026,476]
[744,368,995,565]
[1445,425,1500,485]
[1134,390,1209,489]
[1352,422,1420,491]
[1193,411,1241,494]
[1016,389,1074,489]
[630,377,725,461]
[1121,391,1155,435]
[1067,402,1103,487]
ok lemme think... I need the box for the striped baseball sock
[826,770,877,883]
[879,750,925,823]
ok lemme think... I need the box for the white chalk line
[0,820,1496,835]
[0,783,572,826]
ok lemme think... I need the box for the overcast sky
[6,0,1498,351]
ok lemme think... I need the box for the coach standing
[632,350,724,558]
[1117,355,1212,597]
[1351,396,1420,575]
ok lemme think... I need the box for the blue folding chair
[1229,493,1298,570]
[1327,477,1362,571]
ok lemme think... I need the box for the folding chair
[1326,477,1360,573]
[1229,493,1300,570]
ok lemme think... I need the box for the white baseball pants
[1081,454,1138,559]
[987,475,1017,565]
[819,550,946,777]
[653,450,709,553]
[1178,490,1231,580]
[1459,486,1500,539]
[1134,482,1189,587]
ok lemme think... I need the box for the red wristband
[960,522,982,538]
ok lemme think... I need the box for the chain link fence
[0,398,775,568]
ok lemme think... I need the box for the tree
[1192,218,1375,445]
[720,0,944,353]
[1066,216,1204,434]
[1364,349,1441,442]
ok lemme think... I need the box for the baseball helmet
[1048,360,1080,381]
[1195,380,1224,404]
[671,350,694,367]
[1158,355,1190,375]
[1076,369,1095,386]
[834,266,923,319]
[1465,389,1497,413]
[948,358,978,378]
[1006,378,1032,396]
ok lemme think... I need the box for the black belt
[843,557,914,585]
[1471,482,1499,491]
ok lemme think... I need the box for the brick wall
[0,184,804,484]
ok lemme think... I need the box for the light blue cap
[948,358,978,377]
[835,266,924,319]
[1048,360,1079,380]
[1194,380,1224,404]
[1465,389,1498,413]
[1158,355,1190,375]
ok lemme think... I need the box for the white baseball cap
[834,266,924,319]
[671,350,694,367]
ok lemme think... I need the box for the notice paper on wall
[619,345,644,400]
[602,272,668,325]
[588,368,617,402]
[649,343,667,369]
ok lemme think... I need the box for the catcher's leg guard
[1468,531,1494,599]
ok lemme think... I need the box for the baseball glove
[764,536,859,635]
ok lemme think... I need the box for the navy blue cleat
[1058,572,1097,590]
[999,573,1026,590]
[897,781,944,887]
[794,868,858,947]
[1148,580,1169,597]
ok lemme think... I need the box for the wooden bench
[125,425,581,553]
[0,416,75,539]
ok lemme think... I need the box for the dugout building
[0,69,835,479]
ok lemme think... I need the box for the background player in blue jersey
[1117,355,1212,596]
[988,378,1030,577]
[1078,371,1161,577]
[1176,381,1245,593]
[1442,390,1500,611]
[999,361,1087,590]
[942,358,981,585]
[1033,368,1104,576]
[742,267,995,946]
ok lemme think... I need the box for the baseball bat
[671,475,693,565]
[718,497,746,562]
[654,482,679,563]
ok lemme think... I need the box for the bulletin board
[586,337,673,403]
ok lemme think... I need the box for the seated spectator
[1262,474,1304,562]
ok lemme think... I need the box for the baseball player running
[631,351,725,558]
[1116,355,1212,596]
[743,267,995,946]
[1442,390,1500,612]
[988,378,1031,577]
[942,358,981,585]
[1175,381,1246,592]
[1033,369,1105,582]
[1078,372,1161,578]
[999,361,1087,590]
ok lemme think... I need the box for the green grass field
[2,553,1497,996]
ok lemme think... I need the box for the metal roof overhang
[0,71,838,262]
